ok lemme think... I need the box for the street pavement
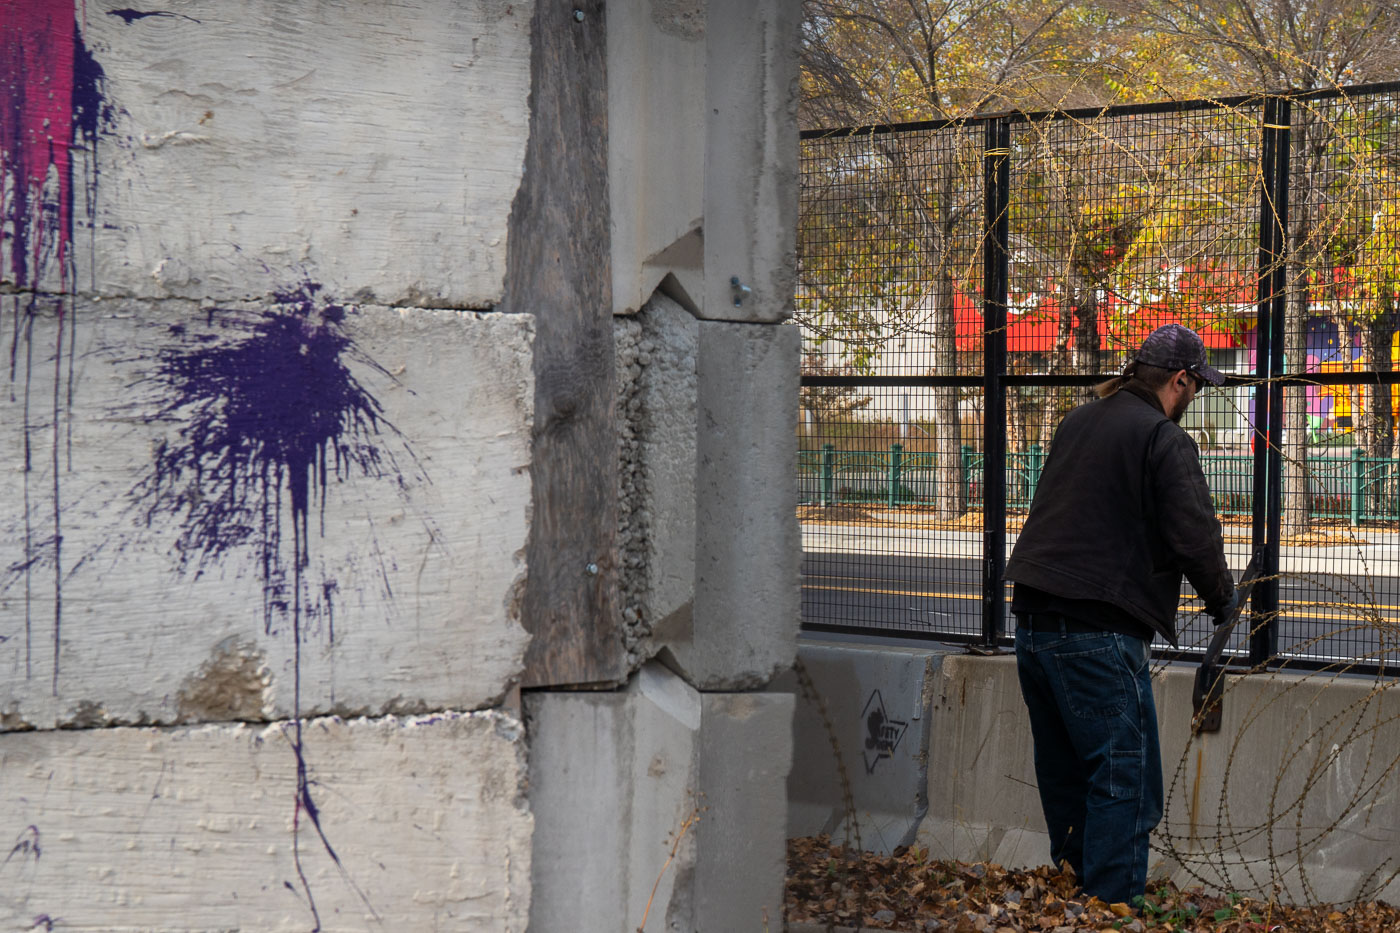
[801,519,1400,669]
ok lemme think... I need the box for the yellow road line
[801,582,1400,616]
[803,583,979,599]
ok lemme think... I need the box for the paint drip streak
[66,295,77,468]
[2,1,109,687]
[289,511,321,931]
[21,304,34,679]
[51,301,63,694]
[7,302,16,392]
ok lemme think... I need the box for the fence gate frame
[800,83,1400,674]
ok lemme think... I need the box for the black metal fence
[798,82,1400,675]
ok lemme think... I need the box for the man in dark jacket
[1005,323,1237,906]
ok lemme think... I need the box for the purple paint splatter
[5,10,411,927]
[106,9,201,25]
[129,281,410,929]
[129,283,406,614]
[3,825,41,865]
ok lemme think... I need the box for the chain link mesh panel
[799,85,1400,675]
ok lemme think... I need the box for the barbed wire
[791,656,868,931]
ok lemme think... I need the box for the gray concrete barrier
[528,663,792,931]
[772,640,953,855]
[785,637,1400,906]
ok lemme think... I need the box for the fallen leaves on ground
[795,505,1017,532]
[786,836,1400,932]
[797,504,878,524]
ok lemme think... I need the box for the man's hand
[1212,588,1241,627]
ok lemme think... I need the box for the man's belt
[1016,613,1102,634]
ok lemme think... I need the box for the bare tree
[802,0,1400,533]
[800,0,1091,520]
[801,349,873,429]
[1127,0,1400,533]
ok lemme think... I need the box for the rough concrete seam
[9,290,512,314]
[4,703,524,737]
[898,655,941,849]
[615,312,653,669]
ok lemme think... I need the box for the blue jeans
[1015,618,1163,905]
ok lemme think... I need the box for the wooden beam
[504,0,623,688]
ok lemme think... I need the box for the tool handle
[1192,546,1266,733]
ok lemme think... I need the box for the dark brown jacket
[1004,387,1235,645]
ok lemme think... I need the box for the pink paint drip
[1,0,78,289]
[1,1,104,692]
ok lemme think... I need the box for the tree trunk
[1007,386,1027,455]
[1362,305,1397,460]
[1362,305,1398,517]
[1048,292,1077,430]
[1071,285,1101,406]
[1279,252,1311,536]
[1280,123,1322,539]
[931,264,965,520]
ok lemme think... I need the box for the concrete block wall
[1151,661,1400,905]
[63,1,531,306]
[0,712,532,929]
[3,2,538,928]
[2,302,534,730]
[922,654,1400,904]
[688,320,801,687]
[607,0,800,323]
[2,0,802,928]
[626,297,801,689]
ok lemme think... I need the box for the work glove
[1212,588,1241,627]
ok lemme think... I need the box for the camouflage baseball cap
[1134,323,1225,386]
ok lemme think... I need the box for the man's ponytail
[1094,362,1137,399]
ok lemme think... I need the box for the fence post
[981,117,1011,650]
[1351,447,1364,526]
[820,443,835,508]
[961,444,973,504]
[887,443,903,509]
[1248,95,1289,669]
[1028,443,1044,502]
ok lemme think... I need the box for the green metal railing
[799,444,1400,525]
[798,443,1040,510]
[1338,450,1400,524]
